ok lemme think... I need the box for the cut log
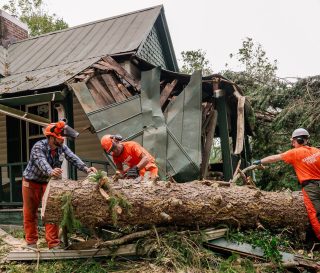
[42,178,308,237]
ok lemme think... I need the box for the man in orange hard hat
[101,134,158,179]
[22,120,97,249]
[253,128,320,241]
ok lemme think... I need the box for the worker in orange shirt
[253,128,320,240]
[101,134,158,179]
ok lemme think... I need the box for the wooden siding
[72,95,107,178]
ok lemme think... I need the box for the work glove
[252,160,262,165]
[126,166,139,178]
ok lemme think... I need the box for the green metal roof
[0,5,178,94]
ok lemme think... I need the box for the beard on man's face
[53,138,63,147]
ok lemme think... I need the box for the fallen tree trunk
[42,177,308,236]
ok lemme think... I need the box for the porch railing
[0,159,109,207]
[0,162,27,207]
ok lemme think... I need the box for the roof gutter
[0,90,66,106]
[0,104,49,126]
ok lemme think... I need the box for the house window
[26,103,51,157]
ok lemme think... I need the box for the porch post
[215,90,233,181]
[63,90,76,180]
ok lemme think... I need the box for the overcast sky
[44,0,320,78]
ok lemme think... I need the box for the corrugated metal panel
[140,67,167,178]
[0,58,100,94]
[71,68,202,182]
[7,6,162,75]
[165,71,202,165]
[164,70,202,181]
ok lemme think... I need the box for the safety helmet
[101,134,114,153]
[44,121,66,140]
[291,128,310,139]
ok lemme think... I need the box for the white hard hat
[291,128,310,138]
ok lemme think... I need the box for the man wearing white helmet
[253,128,320,241]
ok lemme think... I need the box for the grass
[138,230,221,272]
[229,229,293,263]
[217,254,256,273]
[4,259,114,273]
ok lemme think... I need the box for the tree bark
[42,178,308,236]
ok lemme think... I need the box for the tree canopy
[224,37,320,190]
[179,49,213,76]
[2,0,68,36]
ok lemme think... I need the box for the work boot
[49,244,64,250]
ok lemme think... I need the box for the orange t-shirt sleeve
[130,144,143,159]
[281,149,295,164]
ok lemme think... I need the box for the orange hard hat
[44,121,65,140]
[101,134,114,153]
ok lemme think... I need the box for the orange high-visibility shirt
[112,141,157,173]
[281,146,320,183]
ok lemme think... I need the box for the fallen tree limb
[95,227,228,249]
[95,227,168,248]
[231,164,265,184]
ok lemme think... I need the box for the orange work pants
[302,183,320,240]
[22,179,60,248]
[140,164,159,179]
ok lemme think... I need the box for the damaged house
[0,5,253,208]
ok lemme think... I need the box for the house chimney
[0,9,29,48]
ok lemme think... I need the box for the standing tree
[2,0,68,36]
[180,49,213,76]
[224,38,296,190]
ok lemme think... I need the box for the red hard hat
[101,134,114,153]
[44,121,65,140]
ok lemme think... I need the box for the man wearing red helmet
[101,134,158,179]
[22,121,97,249]
[253,128,320,241]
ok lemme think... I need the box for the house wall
[72,95,108,178]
